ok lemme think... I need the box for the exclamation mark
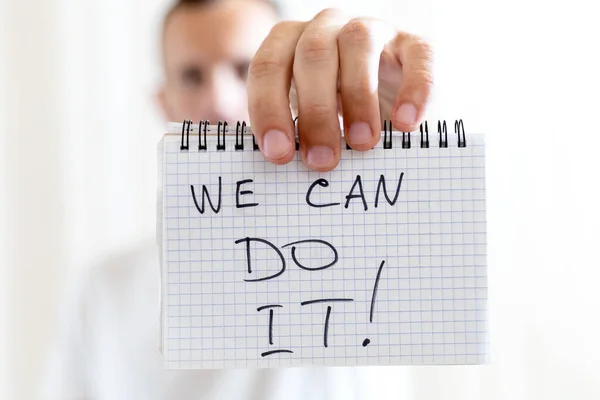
[362,260,385,347]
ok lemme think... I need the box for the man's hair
[164,0,282,27]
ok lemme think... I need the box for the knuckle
[421,69,435,88]
[301,102,334,118]
[248,52,285,79]
[411,65,435,89]
[408,37,434,65]
[406,38,435,88]
[339,19,374,45]
[297,32,335,63]
[342,81,373,101]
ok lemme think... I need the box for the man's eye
[181,67,204,86]
[236,62,250,80]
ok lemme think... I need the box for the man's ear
[155,86,172,121]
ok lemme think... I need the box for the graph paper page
[159,129,488,369]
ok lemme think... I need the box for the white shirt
[40,238,378,400]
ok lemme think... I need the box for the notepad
[158,120,488,369]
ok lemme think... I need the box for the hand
[247,8,434,172]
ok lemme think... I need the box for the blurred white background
[1,0,600,399]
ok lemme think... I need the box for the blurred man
[42,0,433,398]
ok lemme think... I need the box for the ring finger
[338,18,396,150]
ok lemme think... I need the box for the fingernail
[347,122,372,145]
[263,130,291,159]
[307,146,334,168]
[395,103,417,126]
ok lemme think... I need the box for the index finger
[247,21,306,165]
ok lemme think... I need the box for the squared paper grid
[160,131,488,369]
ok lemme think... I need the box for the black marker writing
[236,179,259,209]
[301,298,354,348]
[235,237,286,282]
[374,173,404,208]
[369,260,385,323]
[269,309,274,345]
[300,298,354,306]
[344,175,368,211]
[237,237,340,279]
[189,173,406,219]
[261,349,294,357]
[324,305,332,348]
[305,178,340,208]
[256,304,283,312]
[190,177,222,214]
[257,304,282,346]
[360,260,387,348]
[282,239,339,271]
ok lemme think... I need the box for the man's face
[158,0,277,123]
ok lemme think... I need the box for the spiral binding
[438,120,448,148]
[180,118,467,152]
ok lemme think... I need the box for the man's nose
[204,68,245,122]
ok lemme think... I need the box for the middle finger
[293,9,348,171]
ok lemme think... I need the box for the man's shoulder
[94,238,159,274]
[79,238,161,297]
